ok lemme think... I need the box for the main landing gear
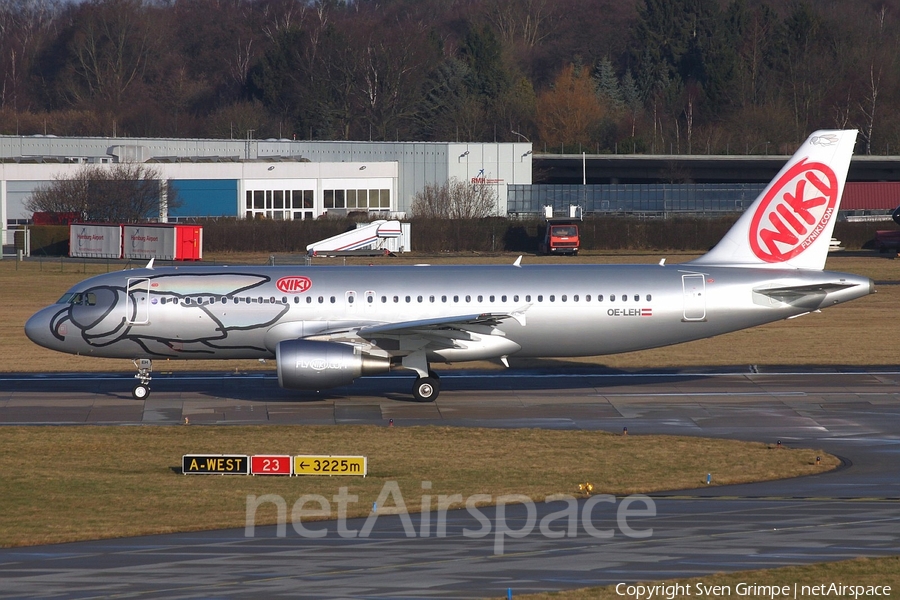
[403,353,441,402]
[132,358,152,399]
[412,371,440,402]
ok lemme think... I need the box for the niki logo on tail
[749,158,838,263]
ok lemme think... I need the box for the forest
[2,0,900,155]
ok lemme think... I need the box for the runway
[1,367,899,598]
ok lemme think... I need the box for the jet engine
[276,340,390,390]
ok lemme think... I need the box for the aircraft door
[126,278,151,325]
[682,273,706,321]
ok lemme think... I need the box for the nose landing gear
[133,358,152,399]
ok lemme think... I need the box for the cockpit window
[58,292,97,306]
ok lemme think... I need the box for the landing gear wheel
[412,377,440,402]
[132,358,152,400]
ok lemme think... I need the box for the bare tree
[411,177,496,218]
[26,163,178,223]
[410,181,451,218]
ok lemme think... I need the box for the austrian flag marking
[749,158,839,263]
[276,276,312,293]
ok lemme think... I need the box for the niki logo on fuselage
[749,158,838,263]
[276,276,312,293]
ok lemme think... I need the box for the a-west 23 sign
[182,454,367,476]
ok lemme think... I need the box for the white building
[0,136,533,245]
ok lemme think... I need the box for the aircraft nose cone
[25,309,57,350]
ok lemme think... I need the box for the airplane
[25,129,873,402]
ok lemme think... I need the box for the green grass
[0,425,835,547]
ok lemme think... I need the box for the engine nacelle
[276,340,390,390]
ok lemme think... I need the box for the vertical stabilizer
[691,129,857,270]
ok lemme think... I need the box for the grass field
[3,251,899,373]
[0,425,835,547]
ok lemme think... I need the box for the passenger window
[525,295,531,302]
[501,295,507,302]
[318,296,324,303]
[367,295,374,303]
[393,296,399,303]
[634,295,640,302]
[405,296,411,303]
[562,295,567,302]
[538,295,543,302]
[417,296,423,303]
[330,296,336,303]
[621,294,627,302]
[293,297,299,304]
[573,295,578,302]
[441,295,447,302]
[549,295,555,302]
[490,295,495,302]
[609,295,614,301]
[586,295,591,301]
[348,295,354,304]
[514,295,519,302]
[306,296,312,304]
[429,295,435,303]
[477,295,483,302]
[381,296,387,303]
[646,294,652,301]
[454,295,459,302]
[465,295,471,302]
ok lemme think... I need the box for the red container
[842,182,900,211]
[175,225,203,261]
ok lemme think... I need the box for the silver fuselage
[24,262,874,363]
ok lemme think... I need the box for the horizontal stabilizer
[754,282,859,297]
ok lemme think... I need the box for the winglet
[146,258,155,270]
[513,255,522,268]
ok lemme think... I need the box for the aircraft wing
[359,312,522,336]
[305,311,527,354]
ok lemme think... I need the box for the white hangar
[0,136,533,245]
